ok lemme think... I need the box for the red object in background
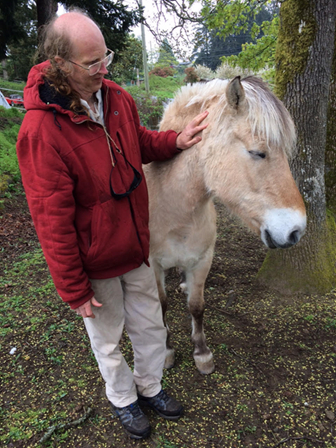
[6,94,24,106]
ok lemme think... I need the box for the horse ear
[226,76,246,110]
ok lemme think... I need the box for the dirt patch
[1,192,335,448]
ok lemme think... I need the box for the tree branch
[38,407,93,444]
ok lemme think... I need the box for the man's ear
[54,56,66,70]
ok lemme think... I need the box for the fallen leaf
[325,409,335,421]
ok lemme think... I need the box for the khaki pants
[84,263,167,408]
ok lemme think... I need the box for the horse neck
[147,148,212,218]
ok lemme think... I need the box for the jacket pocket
[80,198,144,272]
[84,201,114,266]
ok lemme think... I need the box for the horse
[143,76,306,375]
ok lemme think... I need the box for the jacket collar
[24,60,110,125]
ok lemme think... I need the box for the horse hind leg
[185,268,215,374]
[154,265,175,369]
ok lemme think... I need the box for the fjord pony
[144,77,306,374]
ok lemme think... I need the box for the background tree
[111,34,143,85]
[157,38,179,67]
[258,0,336,294]
[0,0,141,81]
[193,4,275,70]
[0,0,31,60]
[61,0,141,55]
[36,0,57,30]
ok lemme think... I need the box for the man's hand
[176,110,209,150]
[74,296,102,318]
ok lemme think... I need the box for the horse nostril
[265,230,277,249]
[289,230,299,245]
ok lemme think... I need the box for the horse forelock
[241,77,296,157]
[165,77,296,157]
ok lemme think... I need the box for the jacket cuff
[66,289,95,310]
[175,132,183,151]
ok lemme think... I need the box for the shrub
[148,75,182,98]
[184,67,199,84]
[215,62,255,80]
[149,66,175,78]
[194,65,214,81]
[126,87,164,129]
[125,76,183,128]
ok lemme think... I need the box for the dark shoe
[138,389,183,421]
[111,400,151,439]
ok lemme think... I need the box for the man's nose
[99,62,108,75]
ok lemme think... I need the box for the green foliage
[0,107,23,182]
[1,1,141,81]
[157,38,179,68]
[0,0,30,59]
[111,34,142,84]
[202,0,275,39]
[111,34,143,84]
[61,0,141,56]
[5,1,38,81]
[221,17,279,84]
[0,79,25,94]
[126,76,182,128]
[196,1,278,79]
[147,75,182,97]
[126,86,164,128]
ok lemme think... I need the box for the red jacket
[17,61,180,309]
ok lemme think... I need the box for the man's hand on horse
[74,296,102,318]
[176,110,209,150]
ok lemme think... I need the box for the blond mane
[163,77,296,157]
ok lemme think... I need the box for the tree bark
[325,33,336,213]
[36,0,58,30]
[258,0,336,294]
[36,0,58,62]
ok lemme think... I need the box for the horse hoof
[194,353,215,374]
[164,348,175,369]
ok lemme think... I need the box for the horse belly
[151,227,216,272]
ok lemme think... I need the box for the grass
[0,107,24,202]
[0,78,25,97]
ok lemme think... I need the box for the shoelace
[129,403,143,419]
[156,390,169,403]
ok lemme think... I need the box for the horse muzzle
[260,208,307,249]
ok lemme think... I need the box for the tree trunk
[36,0,58,30]
[325,33,336,213]
[36,0,58,62]
[258,0,336,294]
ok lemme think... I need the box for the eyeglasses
[104,130,142,200]
[69,49,114,76]
[110,158,142,200]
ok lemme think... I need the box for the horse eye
[249,150,266,159]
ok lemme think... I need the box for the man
[16,9,208,440]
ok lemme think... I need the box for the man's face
[65,25,108,100]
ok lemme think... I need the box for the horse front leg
[185,261,215,374]
[153,263,175,369]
